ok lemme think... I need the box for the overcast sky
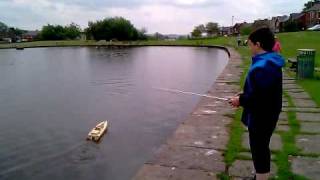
[0,0,307,34]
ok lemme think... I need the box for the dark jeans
[248,118,277,174]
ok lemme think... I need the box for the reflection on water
[0,46,228,180]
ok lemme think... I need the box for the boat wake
[0,142,96,177]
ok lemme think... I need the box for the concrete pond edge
[133,47,242,180]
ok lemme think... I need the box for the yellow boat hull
[87,121,108,142]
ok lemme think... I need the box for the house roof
[233,22,252,29]
[242,23,253,27]
[23,31,39,37]
[290,13,304,20]
[253,19,269,23]
[279,15,290,22]
[306,3,320,12]
[233,23,242,28]
[220,27,231,31]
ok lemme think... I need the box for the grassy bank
[277,31,320,67]
[0,40,98,49]
[298,79,320,106]
[277,31,320,107]
[0,37,236,49]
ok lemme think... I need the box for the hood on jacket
[252,52,285,68]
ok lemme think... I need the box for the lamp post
[232,16,234,27]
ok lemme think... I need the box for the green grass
[216,39,312,179]
[223,46,250,165]
[274,92,303,179]
[271,89,318,180]
[141,31,318,179]
[145,36,236,46]
[277,31,320,67]
[298,79,320,107]
[216,43,251,179]
[276,31,320,107]
[224,109,245,166]
[2,31,318,179]
[192,32,319,179]
[231,32,320,179]
[217,172,231,180]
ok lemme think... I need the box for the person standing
[237,34,242,46]
[272,36,281,53]
[229,28,285,180]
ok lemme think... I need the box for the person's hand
[228,96,240,108]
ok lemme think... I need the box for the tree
[41,24,66,40]
[197,24,206,33]
[0,22,26,41]
[138,27,148,40]
[64,23,81,40]
[0,21,8,39]
[86,17,143,41]
[191,28,202,38]
[191,24,206,38]
[240,25,252,35]
[40,23,81,40]
[0,21,8,33]
[8,28,16,40]
[284,21,301,32]
[11,27,25,37]
[205,22,219,36]
[140,27,147,35]
[303,0,320,11]
[153,32,165,40]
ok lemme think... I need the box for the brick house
[219,27,232,36]
[232,22,252,35]
[270,15,290,32]
[278,16,290,32]
[252,19,270,31]
[305,3,320,27]
[232,23,242,35]
[21,30,39,41]
[290,13,307,30]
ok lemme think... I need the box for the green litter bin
[297,49,316,79]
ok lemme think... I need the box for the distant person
[229,28,285,180]
[237,34,242,46]
[272,36,281,53]
[243,39,248,46]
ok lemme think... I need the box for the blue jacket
[240,52,285,128]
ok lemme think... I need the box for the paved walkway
[133,48,242,180]
[133,48,320,179]
[233,74,320,179]
[283,76,320,180]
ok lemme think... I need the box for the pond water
[0,46,228,180]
